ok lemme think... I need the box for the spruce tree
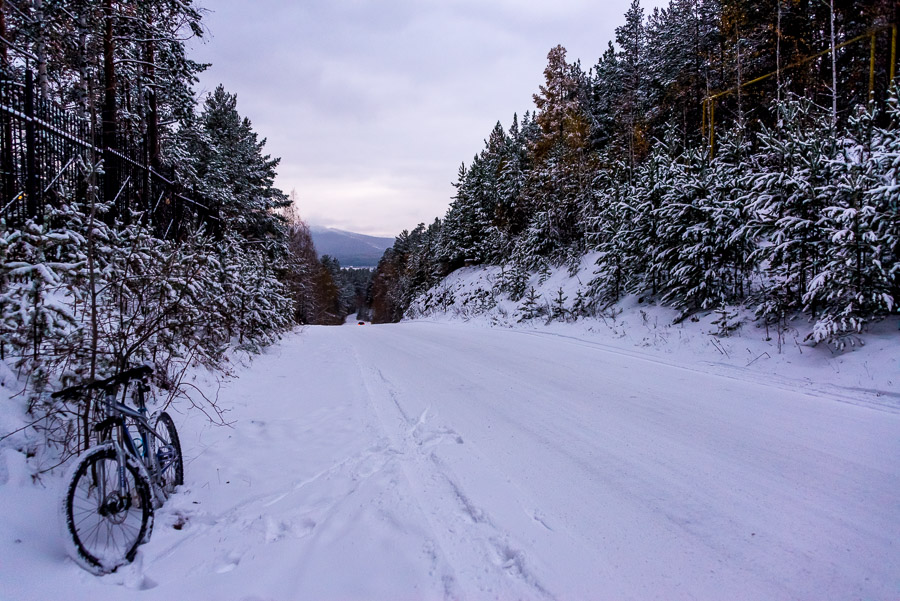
[193,85,289,241]
[588,158,632,306]
[745,96,835,319]
[805,102,896,345]
[551,287,569,321]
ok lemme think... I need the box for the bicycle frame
[96,382,178,498]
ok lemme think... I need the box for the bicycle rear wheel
[153,412,183,495]
[62,445,153,574]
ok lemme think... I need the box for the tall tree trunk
[33,0,49,98]
[0,0,8,74]
[776,0,782,104]
[829,0,837,127]
[102,0,117,151]
[144,40,159,170]
[101,0,117,212]
[0,0,13,212]
[75,6,89,120]
[736,26,744,126]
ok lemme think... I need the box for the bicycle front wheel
[153,412,183,495]
[62,445,153,574]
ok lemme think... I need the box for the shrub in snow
[711,308,742,337]
[0,173,294,465]
[518,287,545,321]
[551,287,569,322]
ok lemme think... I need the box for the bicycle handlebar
[51,364,154,400]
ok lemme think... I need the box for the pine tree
[551,287,569,321]
[587,158,632,306]
[805,102,896,345]
[193,85,289,241]
[745,96,836,320]
[654,144,716,311]
[496,114,529,245]
[587,43,622,152]
[625,136,676,297]
[572,289,592,319]
[643,0,721,144]
[524,45,592,258]
[0,205,87,391]
[615,0,649,168]
[872,86,900,314]
[518,287,543,321]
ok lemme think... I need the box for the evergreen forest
[370,0,900,349]
[0,0,355,461]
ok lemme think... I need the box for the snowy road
[3,321,900,600]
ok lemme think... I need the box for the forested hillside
[371,0,900,346]
[0,0,348,463]
[309,226,394,268]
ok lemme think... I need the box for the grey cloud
[193,0,669,235]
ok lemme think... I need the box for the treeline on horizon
[371,0,900,346]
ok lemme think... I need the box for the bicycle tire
[61,444,154,574]
[153,412,184,494]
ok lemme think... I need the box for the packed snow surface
[2,319,899,600]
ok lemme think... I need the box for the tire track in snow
[352,348,556,601]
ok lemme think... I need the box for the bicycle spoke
[65,449,151,570]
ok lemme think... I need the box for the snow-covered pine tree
[231,243,293,349]
[587,158,633,306]
[478,122,511,263]
[571,289,592,319]
[403,220,444,303]
[518,286,543,321]
[551,287,569,321]
[614,0,649,169]
[804,101,896,346]
[711,125,755,302]
[441,159,493,268]
[871,85,900,316]
[496,113,530,253]
[524,45,592,261]
[624,135,676,298]
[744,96,836,322]
[654,143,717,312]
[192,85,290,241]
[0,203,87,393]
[438,162,468,269]
[511,208,559,271]
[587,43,623,153]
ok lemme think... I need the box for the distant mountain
[309,225,394,268]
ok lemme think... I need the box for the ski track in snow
[1,320,899,601]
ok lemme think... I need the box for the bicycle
[52,364,184,574]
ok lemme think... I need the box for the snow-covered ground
[1,299,899,599]
[408,255,899,408]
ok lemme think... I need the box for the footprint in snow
[531,510,554,531]
[264,516,316,543]
[214,550,243,574]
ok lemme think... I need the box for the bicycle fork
[95,444,132,517]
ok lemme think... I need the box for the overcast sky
[191,0,669,237]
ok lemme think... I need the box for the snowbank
[407,256,899,408]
